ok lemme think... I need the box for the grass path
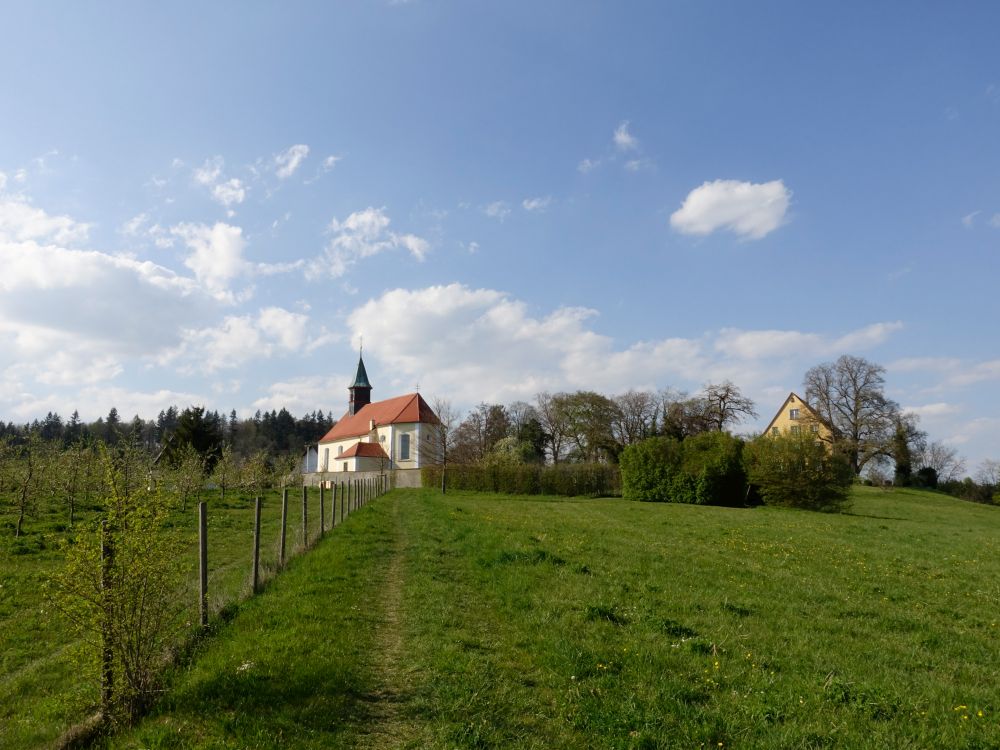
[360,494,424,749]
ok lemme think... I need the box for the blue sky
[1,1,998,470]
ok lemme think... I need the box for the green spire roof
[350,355,372,389]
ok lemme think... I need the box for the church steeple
[348,350,372,416]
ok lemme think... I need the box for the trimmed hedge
[619,432,748,506]
[421,463,620,497]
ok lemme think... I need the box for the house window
[380,434,385,442]
[810,424,819,433]
[789,409,800,420]
[790,425,801,435]
[323,448,329,470]
[342,462,348,472]
[337,445,343,456]
[400,433,410,460]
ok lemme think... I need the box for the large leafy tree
[804,355,899,475]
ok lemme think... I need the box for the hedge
[619,432,748,506]
[421,463,620,497]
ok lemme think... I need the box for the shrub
[619,433,747,505]
[743,432,853,512]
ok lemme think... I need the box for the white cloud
[251,374,349,416]
[193,156,247,209]
[962,211,980,228]
[323,155,342,170]
[483,201,511,221]
[0,197,90,245]
[714,322,902,361]
[624,158,651,172]
[171,222,249,300]
[194,156,223,186]
[161,306,329,374]
[0,171,6,190]
[212,178,246,208]
[308,207,429,278]
[613,121,638,151]
[577,158,599,174]
[990,213,1000,229]
[522,196,552,213]
[670,179,791,240]
[902,402,959,419]
[275,144,310,179]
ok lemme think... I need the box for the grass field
[0,485,346,750]
[88,486,1000,749]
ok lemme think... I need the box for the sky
[0,1,998,470]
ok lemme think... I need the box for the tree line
[0,405,334,460]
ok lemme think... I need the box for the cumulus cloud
[670,179,791,240]
[308,207,429,279]
[0,200,218,398]
[160,306,331,374]
[0,197,90,245]
[171,222,250,300]
[275,144,310,179]
[613,121,638,151]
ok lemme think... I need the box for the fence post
[319,483,325,536]
[198,502,208,628]
[251,497,262,593]
[100,520,113,717]
[302,485,308,549]
[280,487,288,566]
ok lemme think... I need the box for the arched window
[400,433,410,460]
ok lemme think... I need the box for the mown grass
[101,486,1000,749]
[0,485,340,750]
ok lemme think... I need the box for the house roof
[340,441,389,459]
[762,391,827,435]
[350,355,372,389]
[318,392,440,443]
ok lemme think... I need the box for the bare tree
[701,381,758,432]
[804,355,899,475]
[612,389,658,446]
[976,459,1000,488]
[536,392,570,464]
[915,441,966,483]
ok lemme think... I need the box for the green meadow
[86,486,1000,749]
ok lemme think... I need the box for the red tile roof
[340,441,389,459]
[318,392,440,443]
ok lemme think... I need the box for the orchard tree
[804,355,900,475]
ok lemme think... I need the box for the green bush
[619,433,747,505]
[421,463,619,497]
[743,432,853,512]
